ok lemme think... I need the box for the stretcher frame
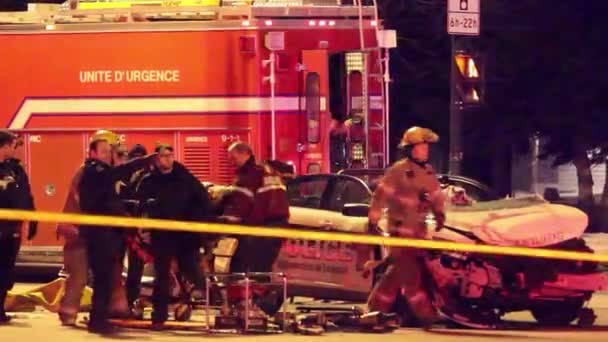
[205,272,288,333]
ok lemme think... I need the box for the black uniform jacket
[135,162,210,223]
[0,159,35,235]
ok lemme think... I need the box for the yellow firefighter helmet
[90,129,120,146]
[399,126,439,147]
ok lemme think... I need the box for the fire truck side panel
[0,30,260,99]
[257,28,379,171]
[92,131,176,156]
[24,132,87,248]
[0,29,265,165]
[259,28,377,96]
[179,129,251,185]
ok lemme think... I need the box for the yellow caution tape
[0,209,607,263]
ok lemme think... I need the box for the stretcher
[108,318,208,330]
[111,272,288,333]
[205,272,288,333]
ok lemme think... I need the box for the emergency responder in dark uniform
[363,127,445,326]
[223,142,289,274]
[78,137,156,334]
[0,131,36,324]
[7,136,37,241]
[135,144,210,330]
[57,129,131,326]
[78,138,127,334]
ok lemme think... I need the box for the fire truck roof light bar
[73,0,351,9]
[0,20,377,33]
[0,19,378,32]
[0,4,377,26]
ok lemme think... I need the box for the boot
[88,320,121,335]
[0,313,11,324]
[436,301,499,329]
[58,312,77,326]
[151,321,165,331]
[0,292,11,324]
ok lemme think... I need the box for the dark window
[452,181,494,202]
[306,72,321,143]
[327,178,371,212]
[329,132,348,173]
[329,53,347,121]
[286,177,329,209]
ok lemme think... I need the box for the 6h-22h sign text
[448,0,480,36]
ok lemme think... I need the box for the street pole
[449,36,463,175]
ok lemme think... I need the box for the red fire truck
[0,0,395,272]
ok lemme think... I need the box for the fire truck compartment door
[299,50,329,174]
[26,132,85,247]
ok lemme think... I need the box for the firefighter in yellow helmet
[91,130,120,145]
[57,129,131,327]
[362,126,444,327]
[90,130,129,166]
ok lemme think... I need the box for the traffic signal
[453,53,483,105]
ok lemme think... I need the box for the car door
[438,174,498,202]
[321,175,374,295]
[273,175,369,300]
[284,174,336,229]
[323,175,372,233]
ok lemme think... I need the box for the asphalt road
[3,283,608,342]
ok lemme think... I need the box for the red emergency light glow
[241,20,250,26]
[319,20,326,26]
[265,20,273,26]
[308,20,316,26]
[371,20,377,26]
[329,20,336,26]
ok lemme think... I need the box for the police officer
[135,144,210,330]
[8,136,37,241]
[0,131,36,324]
[364,126,445,325]
[223,142,289,274]
[78,137,128,334]
[78,135,156,334]
[57,129,130,326]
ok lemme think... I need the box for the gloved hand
[218,215,242,224]
[368,221,379,234]
[140,230,151,244]
[27,221,38,240]
[354,243,372,271]
[435,212,446,232]
[368,221,387,236]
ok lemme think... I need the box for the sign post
[447,0,480,175]
[447,0,480,36]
